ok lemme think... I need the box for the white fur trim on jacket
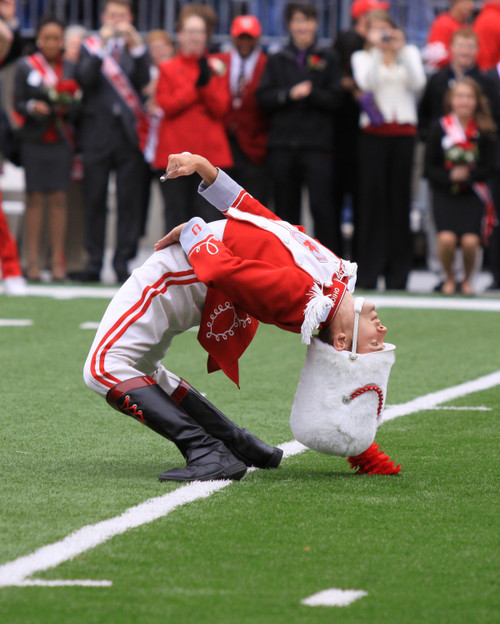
[301,284,336,345]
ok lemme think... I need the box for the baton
[160,152,192,182]
[160,167,178,183]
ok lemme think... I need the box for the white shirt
[229,47,261,96]
[352,45,426,127]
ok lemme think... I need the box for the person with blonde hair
[152,3,232,230]
[419,28,500,141]
[424,77,497,295]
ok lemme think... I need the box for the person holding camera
[351,10,426,290]
[153,3,233,231]
[72,0,150,284]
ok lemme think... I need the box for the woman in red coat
[153,5,232,230]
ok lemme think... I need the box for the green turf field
[0,292,499,623]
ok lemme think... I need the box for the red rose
[55,79,80,96]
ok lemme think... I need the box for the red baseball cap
[230,15,262,39]
[351,0,391,20]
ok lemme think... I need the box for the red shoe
[347,442,401,475]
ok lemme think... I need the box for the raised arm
[155,153,283,250]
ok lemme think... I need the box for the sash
[26,52,59,87]
[440,113,497,245]
[226,206,357,287]
[12,53,60,128]
[16,53,79,147]
[84,36,149,150]
[143,107,164,164]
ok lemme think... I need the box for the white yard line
[302,588,368,607]
[0,371,498,589]
[14,284,500,311]
[0,319,33,327]
[79,322,100,330]
[22,285,119,300]
[427,406,491,411]
[381,370,500,422]
[370,295,500,312]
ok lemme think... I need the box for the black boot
[171,380,283,469]
[106,377,247,482]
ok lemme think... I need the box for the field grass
[0,293,499,623]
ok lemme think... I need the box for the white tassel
[301,284,333,345]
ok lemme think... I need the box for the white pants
[83,243,207,399]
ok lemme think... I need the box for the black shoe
[106,377,247,483]
[172,380,283,469]
[113,262,130,284]
[115,271,130,284]
[385,282,407,291]
[68,270,100,283]
[158,450,247,482]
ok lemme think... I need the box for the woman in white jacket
[351,11,426,290]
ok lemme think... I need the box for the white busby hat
[290,297,396,457]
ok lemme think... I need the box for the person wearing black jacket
[13,16,78,282]
[72,0,150,284]
[418,28,500,141]
[256,2,342,252]
[483,63,500,290]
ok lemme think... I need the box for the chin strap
[349,296,365,360]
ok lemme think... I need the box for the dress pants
[159,173,221,233]
[82,122,148,277]
[268,147,339,252]
[487,169,500,285]
[356,132,415,289]
[225,135,269,206]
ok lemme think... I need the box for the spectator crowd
[1,0,500,296]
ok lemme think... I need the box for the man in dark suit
[73,0,150,283]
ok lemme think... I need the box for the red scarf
[440,113,497,245]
